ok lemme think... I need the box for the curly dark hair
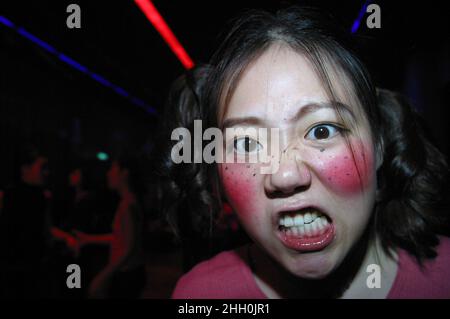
[157,7,450,263]
[155,65,221,240]
[375,89,450,262]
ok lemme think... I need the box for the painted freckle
[222,165,256,216]
[319,143,373,195]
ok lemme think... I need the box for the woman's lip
[276,223,335,252]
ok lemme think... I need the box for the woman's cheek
[314,142,374,195]
[220,163,259,218]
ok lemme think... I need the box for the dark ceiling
[0,0,449,187]
[2,0,447,113]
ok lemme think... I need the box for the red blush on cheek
[319,143,374,195]
[220,164,257,216]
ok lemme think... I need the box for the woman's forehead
[222,45,355,123]
[219,45,365,130]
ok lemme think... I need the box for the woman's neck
[340,235,398,298]
[118,185,132,199]
[249,232,398,298]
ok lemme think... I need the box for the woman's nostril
[268,159,312,195]
[266,184,310,199]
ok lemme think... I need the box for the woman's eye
[233,136,262,153]
[305,124,341,140]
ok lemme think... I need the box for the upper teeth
[279,210,324,227]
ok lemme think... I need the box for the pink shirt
[172,236,450,299]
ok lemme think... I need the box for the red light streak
[134,0,195,69]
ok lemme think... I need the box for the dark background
[0,0,449,186]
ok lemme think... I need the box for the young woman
[75,157,146,298]
[162,7,450,298]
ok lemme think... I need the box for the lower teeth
[281,217,329,237]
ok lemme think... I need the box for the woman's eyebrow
[222,101,354,129]
[291,101,354,122]
[222,116,265,129]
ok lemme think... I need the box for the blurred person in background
[75,156,146,298]
[0,145,53,297]
[50,158,111,298]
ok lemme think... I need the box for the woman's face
[107,161,122,190]
[69,169,82,188]
[218,45,380,279]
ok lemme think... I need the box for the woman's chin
[283,250,339,280]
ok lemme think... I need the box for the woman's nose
[265,148,311,195]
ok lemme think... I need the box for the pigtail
[375,89,450,263]
[155,65,221,240]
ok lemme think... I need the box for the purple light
[131,97,157,114]
[18,27,57,54]
[351,0,371,34]
[59,54,88,73]
[351,20,361,34]
[0,15,15,28]
[0,15,156,115]
[113,86,130,98]
[89,72,112,87]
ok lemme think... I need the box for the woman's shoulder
[434,235,450,259]
[389,236,450,298]
[172,245,265,299]
[420,236,450,271]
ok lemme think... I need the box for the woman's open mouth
[276,207,335,252]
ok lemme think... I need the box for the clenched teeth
[279,210,326,227]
